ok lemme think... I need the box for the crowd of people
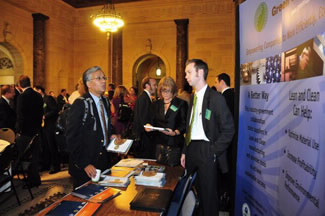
[0,59,236,215]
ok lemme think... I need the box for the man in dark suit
[215,73,235,116]
[215,73,236,211]
[133,76,157,158]
[181,59,234,216]
[16,75,44,187]
[66,66,116,188]
[0,85,16,131]
[57,88,68,111]
[34,86,60,174]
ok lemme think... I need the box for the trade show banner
[236,0,325,215]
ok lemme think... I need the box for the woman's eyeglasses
[90,76,107,81]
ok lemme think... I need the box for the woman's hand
[161,128,178,136]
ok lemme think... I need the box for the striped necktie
[99,98,109,146]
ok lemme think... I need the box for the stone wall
[0,0,236,93]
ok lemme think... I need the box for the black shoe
[49,168,60,174]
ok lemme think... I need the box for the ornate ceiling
[62,0,144,8]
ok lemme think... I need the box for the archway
[132,54,166,95]
[0,42,24,85]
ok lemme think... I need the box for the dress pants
[186,140,218,216]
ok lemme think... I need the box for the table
[38,163,184,215]
[0,139,11,193]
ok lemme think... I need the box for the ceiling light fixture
[91,0,124,39]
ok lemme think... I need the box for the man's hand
[181,154,186,168]
[84,164,97,178]
[144,123,153,132]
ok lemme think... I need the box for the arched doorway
[132,54,166,95]
[0,42,24,85]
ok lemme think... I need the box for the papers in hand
[106,138,133,154]
[144,125,168,131]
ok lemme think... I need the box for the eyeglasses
[90,76,107,81]
[161,89,172,93]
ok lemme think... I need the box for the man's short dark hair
[141,76,154,90]
[60,89,67,93]
[186,59,209,80]
[18,75,31,88]
[34,85,45,94]
[1,85,13,95]
[218,73,231,86]
[109,83,115,90]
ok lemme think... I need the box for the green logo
[254,2,268,32]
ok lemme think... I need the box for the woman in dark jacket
[145,76,187,166]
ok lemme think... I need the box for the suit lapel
[201,87,210,132]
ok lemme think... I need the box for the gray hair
[82,66,103,92]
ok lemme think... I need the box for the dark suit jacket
[0,97,16,131]
[16,88,44,137]
[183,86,234,168]
[66,93,112,171]
[57,94,67,112]
[150,97,188,148]
[43,95,59,128]
[133,91,152,136]
[222,88,235,116]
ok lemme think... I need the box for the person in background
[66,66,117,188]
[49,91,56,99]
[133,76,157,158]
[16,75,44,188]
[35,85,60,174]
[128,86,138,110]
[145,76,187,166]
[108,83,115,101]
[111,85,129,135]
[0,85,16,131]
[215,72,236,211]
[177,82,192,106]
[181,59,234,216]
[57,88,68,111]
[68,78,87,105]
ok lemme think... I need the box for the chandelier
[91,0,124,39]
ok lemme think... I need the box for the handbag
[155,144,181,167]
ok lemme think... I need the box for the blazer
[222,88,235,116]
[133,91,152,136]
[183,86,234,157]
[43,95,59,128]
[16,88,44,137]
[66,93,112,170]
[150,97,188,148]
[0,97,16,131]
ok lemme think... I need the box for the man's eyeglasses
[90,76,107,81]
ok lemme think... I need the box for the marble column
[32,13,49,87]
[112,30,123,85]
[174,19,189,89]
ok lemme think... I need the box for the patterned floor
[0,167,73,216]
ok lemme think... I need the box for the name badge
[170,105,178,112]
[205,109,212,120]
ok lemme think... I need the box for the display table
[37,163,183,215]
[0,139,11,193]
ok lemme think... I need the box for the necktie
[185,94,197,146]
[99,98,109,146]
